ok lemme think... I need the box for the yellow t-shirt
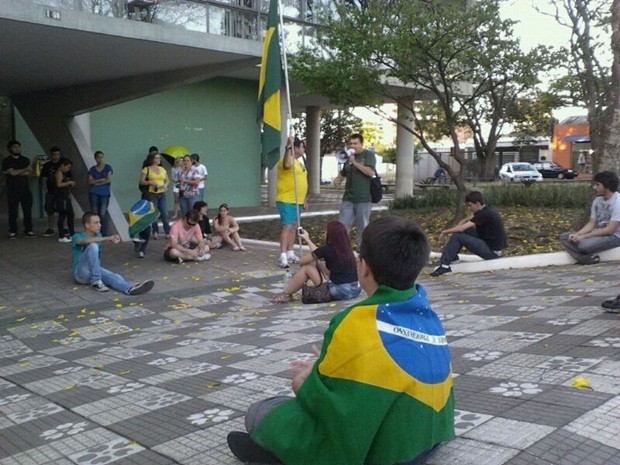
[275,157,308,204]
[142,166,168,194]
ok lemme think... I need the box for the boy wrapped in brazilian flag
[228,216,455,465]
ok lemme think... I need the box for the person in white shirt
[560,171,620,264]
[190,153,208,200]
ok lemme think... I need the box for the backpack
[139,167,149,194]
[370,170,382,203]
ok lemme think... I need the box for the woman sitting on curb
[213,204,246,251]
[271,221,361,303]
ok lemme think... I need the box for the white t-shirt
[194,163,208,189]
[591,191,620,237]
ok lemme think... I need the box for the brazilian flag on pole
[258,0,283,169]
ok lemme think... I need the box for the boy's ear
[358,258,371,279]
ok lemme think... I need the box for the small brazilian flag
[128,199,159,238]
[258,0,283,170]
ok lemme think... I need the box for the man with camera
[333,133,377,248]
[276,136,308,268]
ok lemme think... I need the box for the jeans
[73,243,134,294]
[329,281,361,301]
[339,201,371,247]
[179,193,199,216]
[7,187,33,233]
[56,195,75,238]
[150,193,170,234]
[440,227,500,265]
[559,231,620,263]
[89,193,110,236]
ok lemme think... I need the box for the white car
[498,162,543,182]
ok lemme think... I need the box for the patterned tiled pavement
[0,219,619,465]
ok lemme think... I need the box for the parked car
[498,162,543,182]
[532,161,577,180]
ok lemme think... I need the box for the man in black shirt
[2,140,35,238]
[430,191,506,277]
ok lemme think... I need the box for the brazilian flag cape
[253,285,455,465]
[128,198,159,238]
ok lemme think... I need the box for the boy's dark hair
[465,191,485,205]
[7,140,20,151]
[50,146,61,154]
[193,200,208,211]
[347,133,364,144]
[593,171,619,192]
[185,209,200,223]
[190,153,200,162]
[359,216,430,290]
[82,211,98,226]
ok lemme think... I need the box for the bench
[415,177,450,190]
[381,182,396,192]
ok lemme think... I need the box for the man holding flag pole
[258,0,306,265]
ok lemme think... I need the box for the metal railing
[31,0,336,49]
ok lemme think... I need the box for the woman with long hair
[213,203,246,251]
[177,155,201,216]
[170,157,183,219]
[55,158,75,243]
[271,221,361,303]
[139,150,170,238]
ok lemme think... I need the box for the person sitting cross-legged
[71,212,154,295]
[228,216,454,465]
[559,171,620,265]
[163,210,211,264]
[430,191,507,277]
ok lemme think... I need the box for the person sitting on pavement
[430,190,507,277]
[164,210,211,264]
[213,203,246,251]
[193,201,223,250]
[276,135,308,268]
[228,216,455,465]
[271,221,361,304]
[559,170,620,265]
[71,212,154,295]
[602,294,620,314]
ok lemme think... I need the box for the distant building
[550,116,591,171]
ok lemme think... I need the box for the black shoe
[577,255,600,265]
[227,431,282,464]
[430,265,451,277]
[43,228,55,237]
[128,280,154,296]
[602,296,620,313]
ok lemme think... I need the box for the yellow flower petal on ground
[119,370,131,375]
[95,364,104,369]
[585,278,593,283]
[207,382,221,389]
[65,385,75,390]
[15,317,26,322]
[115,304,123,308]
[69,331,80,337]
[572,376,592,389]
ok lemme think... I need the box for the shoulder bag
[302,256,332,304]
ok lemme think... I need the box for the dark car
[532,162,578,180]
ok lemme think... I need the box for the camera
[297,227,304,234]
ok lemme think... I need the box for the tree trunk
[600,0,620,172]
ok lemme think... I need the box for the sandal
[271,293,294,303]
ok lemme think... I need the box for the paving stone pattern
[0,233,619,465]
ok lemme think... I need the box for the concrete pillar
[395,103,415,198]
[306,106,321,195]
[69,114,130,240]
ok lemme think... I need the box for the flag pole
[276,0,303,256]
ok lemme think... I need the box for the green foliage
[391,183,592,210]
[508,91,561,143]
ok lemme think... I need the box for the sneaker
[196,253,211,262]
[91,280,109,292]
[58,237,71,243]
[430,265,452,277]
[138,251,145,258]
[278,256,289,268]
[152,232,159,240]
[287,254,300,264]
[227,431,282,464]
[25,231,36,237]
[177,257,184,265]
[8,232,16,239]
[129,280,154,296]
[43,228,55,237]
[602,295,620,313]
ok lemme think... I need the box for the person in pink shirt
[163,210,211,264]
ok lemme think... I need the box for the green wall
[90,77,262,212]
